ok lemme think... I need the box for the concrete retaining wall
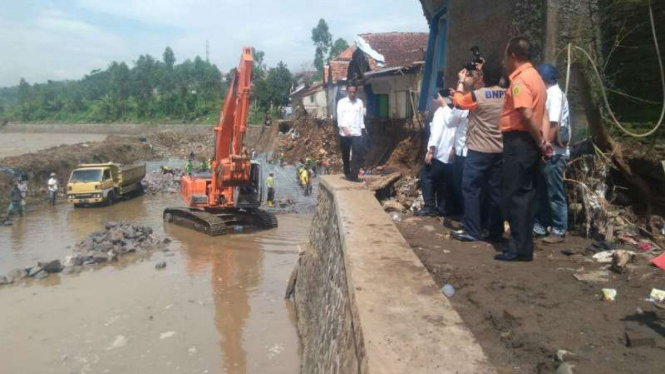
[292,176,497,374]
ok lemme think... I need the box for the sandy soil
[397,216,665,374]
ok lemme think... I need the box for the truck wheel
[74,203,82,208]
[107,192,115,206]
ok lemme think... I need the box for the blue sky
[0,0,428,87]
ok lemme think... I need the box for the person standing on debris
[266,172,275,207]
[47,172,58,206]
[337,85,366,182]
[189,151,195,161]
[279,152,285,167]
[7,181,24,216]
[450,60,506,242]
[533,63,571,244]
[495,37,551,262]
[416,92,467,217]
[251,148,257,160]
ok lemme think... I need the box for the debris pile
[273,118,343,171]
[0,222,168,285]
[142,168,184,193]
[148,131,213,159]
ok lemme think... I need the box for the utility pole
[206,40,210,63]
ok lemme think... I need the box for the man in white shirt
[336,85,366,182]
[416,93,467,217]
[534,63,571,243]
[450,106,469,217]
[47,172,58,205]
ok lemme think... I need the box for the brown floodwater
[0,132,107,158]
[0,193,307,374]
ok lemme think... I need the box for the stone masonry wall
[293,187,361,374]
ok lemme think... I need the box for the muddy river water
[0,135,308,374]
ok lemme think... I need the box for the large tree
[311,19,332,73]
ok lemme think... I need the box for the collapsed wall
[292,176,497,374]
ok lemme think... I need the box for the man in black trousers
[336,85,366,182]
[495,38,551,262]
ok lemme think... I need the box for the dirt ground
[396,216,665,374]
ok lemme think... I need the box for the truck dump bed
[76,162,146,188]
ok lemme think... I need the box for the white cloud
[0,9,127,85]
[1,0,428,86]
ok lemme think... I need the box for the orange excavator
[163,47,277,236]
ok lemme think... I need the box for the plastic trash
[442,284,455,298]
[233,225,243,232]
[601,288,617,302]
[649,288,665,302]
[390,212,401,222]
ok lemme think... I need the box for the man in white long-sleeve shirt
[336,85,366,182]
[416,93,468,217]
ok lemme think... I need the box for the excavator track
[254,210,278,229]
[163,208,227,236]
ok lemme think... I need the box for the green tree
[163,46,176,69]
[254,61,293,109]
[329,38,349,60]
[311,19,332,73]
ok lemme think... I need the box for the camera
[464,46,483,71]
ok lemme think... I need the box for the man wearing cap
[47,172,58,206]
[534,63,571,244]
[495,37,551,262]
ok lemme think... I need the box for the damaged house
[325,32,428,122]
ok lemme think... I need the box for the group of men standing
[333,37,569,262]
[7,172,59,217]
[417,37,571,262]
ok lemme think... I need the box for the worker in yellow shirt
[300,168,311,195]
[266,172,275,207]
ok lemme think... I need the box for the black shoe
[452,231,480,242]
[494,252,533,262]
[414,208,438,217]
[345,176,362,183]
[485,235,508,244]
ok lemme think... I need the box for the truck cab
[67,166,113,205]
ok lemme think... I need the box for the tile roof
[358,32,428,68]
[326,32,429,85]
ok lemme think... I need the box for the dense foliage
[0,46,295,124]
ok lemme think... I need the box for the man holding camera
[533,63,571,244]
[450,59,506,242]
[496,37,551,262]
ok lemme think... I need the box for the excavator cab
[235,161,262,209]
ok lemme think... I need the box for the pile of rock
[0,222,168,286]
[142,169,184,193]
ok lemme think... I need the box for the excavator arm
[212,47,253,190]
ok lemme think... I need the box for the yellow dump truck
[67,162,146,207]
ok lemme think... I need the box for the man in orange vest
[495,37,552,262]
